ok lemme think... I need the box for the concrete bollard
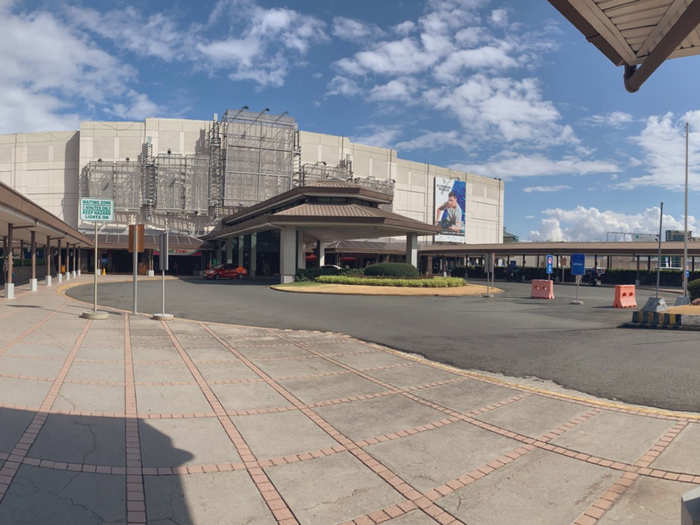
[682,487,700,525]
[64,272,70,281]
[72,270,77,278]
[46,275,52,287]
[6,283,15,299]
[30,278,37,291]
[57,273,63,283]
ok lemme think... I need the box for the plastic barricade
[613,285,637,308]
[531,279,554,300]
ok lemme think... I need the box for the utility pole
[683,122,689,299]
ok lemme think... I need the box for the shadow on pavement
[0,407,194,525]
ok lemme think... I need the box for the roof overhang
[0,182,92,248]
[549,0,700,91]
[419,241,700,257]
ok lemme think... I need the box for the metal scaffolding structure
[79,108,393,235]
[219,109,299,208]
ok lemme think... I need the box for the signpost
[152,225,173,321]
[482,253,495,298]
[570,253,585,305]
[79,199,113,320]
[545,254,554,277]
[128,224,144,314]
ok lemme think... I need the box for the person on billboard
[435,191,464,232]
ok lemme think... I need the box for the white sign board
[80,198,113,222]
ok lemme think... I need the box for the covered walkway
[204,184,440,283]
[1,182,91,298]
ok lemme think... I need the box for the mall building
[0,109,504,277]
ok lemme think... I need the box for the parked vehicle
[582,268,605,286]
[204,264,248,280]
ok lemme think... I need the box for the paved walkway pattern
[0,278,699,524]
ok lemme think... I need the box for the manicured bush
[689,278,700,301]
[363,262,419,278]
[316,275,464,287]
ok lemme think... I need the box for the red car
[204,264,248,280]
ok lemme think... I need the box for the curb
[624,311,700,331]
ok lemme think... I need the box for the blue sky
[2,0,699,240]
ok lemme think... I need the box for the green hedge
[364,262,419,278]
[316,275,464,287]
[689,279,700,301]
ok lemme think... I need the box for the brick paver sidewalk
[0,279,697,524]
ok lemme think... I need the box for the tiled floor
[0,278,698,524]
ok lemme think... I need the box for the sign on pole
[571,253,585,276]
[79,198,113,320]
[545,254,554,276]
[160,232,169,272]
[80,199,114,222]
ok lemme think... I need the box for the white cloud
[621,111,700,190]
[351,126,401,149]
[427,75,578,146]
[529,206,696,242]
[452,152,620,179]
[490,9,509,27]
[197,1,327,87]
[393,21,416,35]
[585,111,634,128]
[326,76,362,97]
[67,6,186,61]
[395,131,464,151]
[432,45,517,81]
[332,16,383,41]
[336,37,447,76]
[0,2,153,132]
[523,185,572,193]
[368,78,419,102]
[107,91,161,121]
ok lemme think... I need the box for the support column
[405,233,418,268]
[226,238,233,264]
[77,246,81,276]
[318,242,326,267]
[46,236,52,286]
[296,231,306,271]
[648,256,651,272]
[636,255,640,286]
[64,243,71,281]
[6,224,14,299]
[30,231,37,291]
[238,236,244,267]
[71,244,76,278]
[148,249,154,277]
[427,255,433,277]
[250,233,257,279]
[57,239,63,283]
[279,228,296,284]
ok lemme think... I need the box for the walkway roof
[205,185,440,242]
[419,240,700,257]
[549,0,700,91]
[0,182,92,248]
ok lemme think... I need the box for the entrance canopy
[550,0,700,91]
[0,182,91,248]
[204,184,440,242]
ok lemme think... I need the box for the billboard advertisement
[434,177,466,242]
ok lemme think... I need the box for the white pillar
[280,228,296,284]
[319,242,327,266]
[297,231,306,271]
[250,233,257,279]
[226,237,233,264]
[406,233,418,268]
[238,236,244,267]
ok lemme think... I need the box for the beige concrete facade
[0,118,504,244]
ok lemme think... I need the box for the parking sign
[545,254,554,275]
[571,253,585,276]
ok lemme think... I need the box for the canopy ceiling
[550,0,700,91]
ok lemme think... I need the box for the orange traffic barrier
[531,279,554,299]
[613,285,637,308]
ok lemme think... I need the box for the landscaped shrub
[689,278,700,301]
[316,275,464,287]
[363,262,419,278]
